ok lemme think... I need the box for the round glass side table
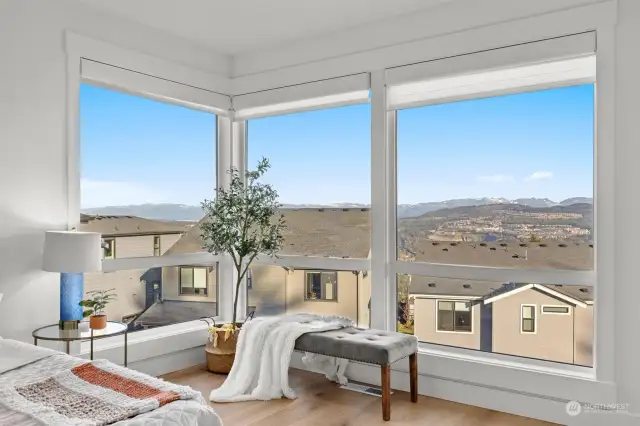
[32,321,128,366]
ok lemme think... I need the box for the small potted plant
[200,158,286,374]
[79,288,117,330]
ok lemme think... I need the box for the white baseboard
[290,351,634,425]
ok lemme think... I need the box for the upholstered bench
[295,327,418,421]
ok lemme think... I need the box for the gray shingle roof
[166,208,371,258]
[79,214,189,237]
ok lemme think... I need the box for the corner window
[305,271,338,301]
[103,238,115,259]
[437,300,472,332]
[179,267,209,296]
[521,304,536,333]
[153,236,161,256]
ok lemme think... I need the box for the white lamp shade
[42,231,102,273]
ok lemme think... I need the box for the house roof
[131,300,217,329]
[407,239,593,270]
[165,208,371,258]
[408,275,593,303]
[79,214,190,237]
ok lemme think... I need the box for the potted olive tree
[200,158,286,374]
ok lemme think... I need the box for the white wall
[0,0,230,341]
[614,0,640,418]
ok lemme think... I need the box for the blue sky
[80,83,593,208]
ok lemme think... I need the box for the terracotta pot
[90,314,107,330]
[205,325,242,374]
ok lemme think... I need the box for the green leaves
[79,288,117,316]
[200,157,287,326]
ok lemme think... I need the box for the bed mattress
[0,339,223,426]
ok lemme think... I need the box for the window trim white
[385,26,607,382]
[541,305,571,315]
[520,304,537,334]
[435,299,474,334]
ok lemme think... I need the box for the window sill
[79,319,212,364]
[412,343,613,404]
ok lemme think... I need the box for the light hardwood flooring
[162,365,556,426]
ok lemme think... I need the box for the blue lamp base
[59,272,84,330]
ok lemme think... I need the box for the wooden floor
[162,365,555,426]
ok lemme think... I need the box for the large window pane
[398,274,593,366]
[397,85,594,270]
[80,83,216,254]
[248,265,370,328]
[247,104,371,258]
[84,263,218,333]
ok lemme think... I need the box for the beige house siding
[162,265,218,303]
[84,270,146,321]
[248,265,286,316]
[357,272,371,328]
[413,297,481,350]
[247,266,363,323]
[160,234,183,255]
[113,235,155,258]
[491,288,592,365]
[285,270,359,320]
[574,304,594,366]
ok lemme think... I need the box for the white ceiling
[79,0,451,55]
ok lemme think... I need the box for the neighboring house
[164,208,372,328]
[411,279,593,366]
[79,210,594,366]
[78,214,189,323]
[405,240,594,366]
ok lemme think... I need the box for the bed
[0,338,223,426]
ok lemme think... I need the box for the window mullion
[216,115,235,323]
[370,70,393,330]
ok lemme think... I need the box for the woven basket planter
[205,328,241,374]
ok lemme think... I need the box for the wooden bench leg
[381,364,391,421]
[409,352,418,403]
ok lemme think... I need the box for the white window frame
[435,299,474,334]
[64,4,618,411]
[367,10,616,406]
[520,304,537,334]
[66,33,231,357]
[541,305,571,315]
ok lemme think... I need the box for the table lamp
[42,231,102,330]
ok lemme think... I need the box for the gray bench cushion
[294,327,418,365]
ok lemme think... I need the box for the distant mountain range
[81,197,593,221]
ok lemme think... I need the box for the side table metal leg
[90,337,94,361]
[65,341,70,354]
[124,332,128,367]
[34,338,37,346]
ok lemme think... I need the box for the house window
[153,236,161,256]
[247,268,252,290]
[542,305,570,315]
[305,272,338,301]
[437,300,472,332]
[521,305,536,333]
[180,267,208,296]
[103,238,115,259]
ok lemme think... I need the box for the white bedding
[0,340,223,426]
